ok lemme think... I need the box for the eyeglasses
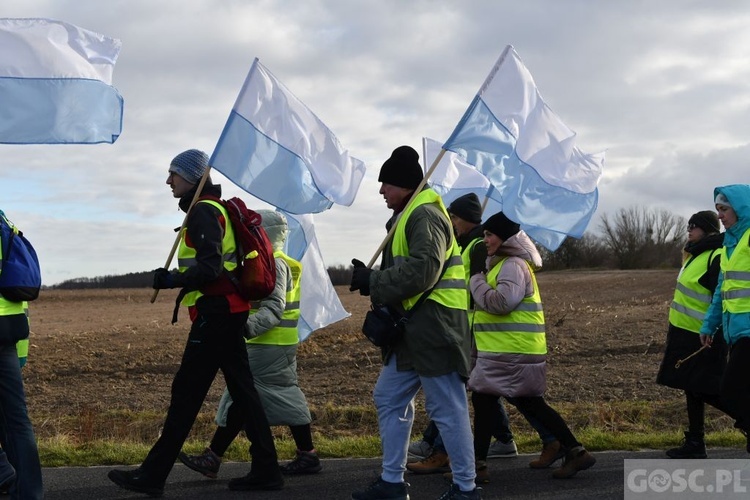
[687,224,697,230]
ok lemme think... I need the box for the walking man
[350,146,481,499]
[108,149,282,496]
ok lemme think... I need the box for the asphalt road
[41,448,748,499]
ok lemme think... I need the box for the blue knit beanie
[169,149,208,184]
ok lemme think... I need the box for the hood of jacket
[715,184,750,248]
[256,210,288,251]
[489,229,542,270]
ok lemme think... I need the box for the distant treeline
[51,268,355,290]
[49,206,687,289]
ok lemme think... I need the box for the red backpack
[198,196,277,301]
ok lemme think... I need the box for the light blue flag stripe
[444,96,598,241]
[210,110,334,214]
[0,76,123,144]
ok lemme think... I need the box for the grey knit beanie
[169,149,208,184]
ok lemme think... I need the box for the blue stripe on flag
[0,76,123,144]
[210,111,334,214]
[444,97,598,239]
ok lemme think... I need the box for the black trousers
[473,391,580,460]
[720,337,750,432]
[140,311,278,483]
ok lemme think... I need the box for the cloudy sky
[3,1,750,285]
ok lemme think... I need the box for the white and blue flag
[0,18,123,144]
[442,45,604,251]
[284,211,349,341]
[210,58,366,214]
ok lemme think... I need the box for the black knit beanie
[689,210,720,234]
[378,145,423,190]
[448,193,482,224]
[483,211,520,241]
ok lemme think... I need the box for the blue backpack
[0,210,41,302]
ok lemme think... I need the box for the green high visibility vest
[669,249,718,333]
[391,189,466,312]
[461,237,483,320]
[247,251,302,346]
[720,228,750,313]
[472,258,547,355]
[176,199,239,307]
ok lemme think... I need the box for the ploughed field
[24,269,732,442]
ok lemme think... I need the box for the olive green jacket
[370,201,471,378]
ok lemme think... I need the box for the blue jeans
[426,396,556,453]
[0,344,42,499]
[374,355,476,492]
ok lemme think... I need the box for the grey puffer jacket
[467,230,547,397]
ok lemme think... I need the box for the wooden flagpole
[150,167,213,303]
[365,149,447,269]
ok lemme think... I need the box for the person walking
[657,210,731,458]
[408,194,559,478]
[349,145,481,499]
[700,185,750,452]
[467,211,595,481]
[178,210,322,478]
[107,149,282,496]
[0,210,43,500]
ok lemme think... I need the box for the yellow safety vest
[247,251,302,346]
[669,249,718,333]
[461,237,483,320]
[720,228,750,313]
[391,189,466,311]
[176,199,239,307]
[472,258,547,355]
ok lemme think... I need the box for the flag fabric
[423,137,490,208]
[210,58,366,214]
[0,18,123,144]
[442,45,604,251]
[423,137,570,250]
[283,211,349,341]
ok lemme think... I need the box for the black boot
[666,431,707,459]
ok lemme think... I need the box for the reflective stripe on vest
[668,249,716,333]
[177,200,238,307]
[720,228,750,313]
[247,251,302,345]
[472,258,547,355]
[391,189,467,312]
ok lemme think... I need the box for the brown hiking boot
[551,446,596,479]
[442,460,490,484]
[529,440,565,469]
[407,450,450,474]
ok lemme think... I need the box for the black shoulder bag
[361,260,450,347]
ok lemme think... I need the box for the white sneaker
[486,439,518,458]
[407,440,433,460]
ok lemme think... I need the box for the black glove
[349,258,372,296]
[470,257,486,276]
[152,268,176,289]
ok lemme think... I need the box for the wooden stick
[675,344,709,369]
[150,167,213,303]
[365,149,447,269]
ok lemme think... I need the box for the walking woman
[700,185,750,453]
[467,211,595,481]
[657,210,730,458]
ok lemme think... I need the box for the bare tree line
[49,206,688,289]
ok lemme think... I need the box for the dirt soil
[24,269,697,439]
